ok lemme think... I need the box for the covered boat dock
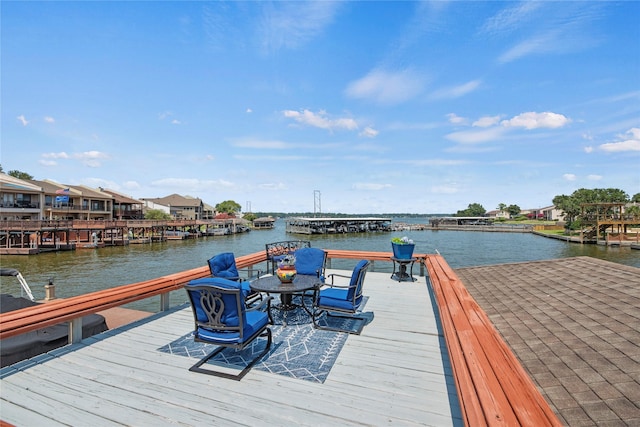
[285,217,391,234]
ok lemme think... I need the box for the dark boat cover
[0,294,108,367]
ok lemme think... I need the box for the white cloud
[501,112,571,129]
[563,174,577,181]
[496,3,603,64]
[171,119,182,125]
[345,69,425,105]
[74,151,109,168]
[122,181,141,191]
[352,183,391,191]
[38,159,57,167]
[151,177,235,191]
[587,174,602,181]
[498,31,560,63]
[42,152,70,159]
[446,127,507,144]
[283,109,358,131]
[233,138,290,149]
[246,108,253,113]
[447,113,467,125]
[259,2,340,52]
[599,128,640,152]
[430,80,481,99]
[44,116,55,123]
[431,184,459,194]
[473,115,502,128]
[359,127,379,138]
[84,177,119,189]
[584,146,594,154]
[17,115,28,126]
[258,182,287,191]
[480,2,542,35]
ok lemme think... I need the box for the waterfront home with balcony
[0,173,43,221]
[101,188,144,220]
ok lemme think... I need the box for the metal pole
[314,190,321,217]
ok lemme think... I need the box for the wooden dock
[0,270,461,426]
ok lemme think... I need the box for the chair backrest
[208,252,240,280]
[185,278,245,333]
[347,260,370,303]
[294,247,327,278]
[265,240,311,259]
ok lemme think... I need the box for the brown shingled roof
[455,256,640,425]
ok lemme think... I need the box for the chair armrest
[247,296,274,323]
[238,268,264,281]
[323,273,353,289]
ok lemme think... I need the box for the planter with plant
[391,236,415,259]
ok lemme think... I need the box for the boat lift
[0,268,36,301]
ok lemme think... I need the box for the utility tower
[314,190,321,217]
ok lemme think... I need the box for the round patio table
[250,274,321,325]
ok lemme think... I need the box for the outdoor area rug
[158,296,370,383]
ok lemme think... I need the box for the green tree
[7,169,34,180]
[553,188,630,228]
[506,204,521,217]
[626,205,640,218]
[497,203,507,213]
[456,203,486,217]
[631,193,640,203]
[243,212,257,222]
[215,200,241,215]
[145,209,172,220]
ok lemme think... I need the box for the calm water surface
[2,218,638,311]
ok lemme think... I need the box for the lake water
[2,218,638,311]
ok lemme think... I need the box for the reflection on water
[1,219,638,311]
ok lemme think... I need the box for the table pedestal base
[391,257,417,282]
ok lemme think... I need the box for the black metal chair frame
[264,240,311,273]
[312,260,370,335]
[187,283,273,380]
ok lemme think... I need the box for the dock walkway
[0,270,461,426]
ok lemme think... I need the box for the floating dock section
[285,217,392,235]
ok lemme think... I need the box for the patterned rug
[158,296,370,383]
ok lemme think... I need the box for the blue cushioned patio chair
[312,259,370,335]
[208,252,262,305]
[293,247,327,301]
[293,247,327,282]
[185,277,273,380]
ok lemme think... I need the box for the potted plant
[391,236,415,259]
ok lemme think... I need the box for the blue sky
[2,1,639,214]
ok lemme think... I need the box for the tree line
[456,188,640,229]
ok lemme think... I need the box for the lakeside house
[141,194,204,220]
[101,188,144,220]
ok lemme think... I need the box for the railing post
[160,292,170,312]
[45,278,56,301]
[69,318,83,344]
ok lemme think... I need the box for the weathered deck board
[0,270,461,426]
